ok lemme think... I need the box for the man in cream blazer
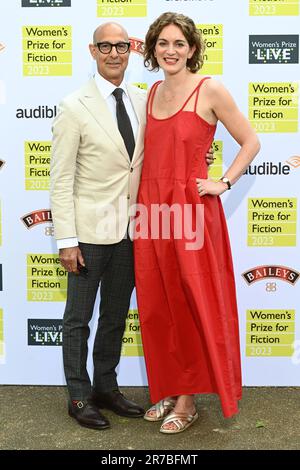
[50,22,145,430]
[51,68,145,246]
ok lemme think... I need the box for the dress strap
[147,81,162,116]
[193,77,211,112]
[180,77,211,112]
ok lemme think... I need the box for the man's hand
[59,246,85,273]
[205,144,215,166]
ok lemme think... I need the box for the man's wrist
[57,237,79,250]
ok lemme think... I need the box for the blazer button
[130,168,133,173]
[127,195,130,200]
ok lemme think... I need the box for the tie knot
[113,88,124,102]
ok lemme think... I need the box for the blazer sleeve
[50,99,80,240]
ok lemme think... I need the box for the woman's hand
[196,178,228,197]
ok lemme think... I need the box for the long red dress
[134,78,242,418]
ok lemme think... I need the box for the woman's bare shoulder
[201,78,232,105]
[201,77,224,93]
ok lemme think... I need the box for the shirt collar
[94,72,129,100]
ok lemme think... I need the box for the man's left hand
[205,145,215,166]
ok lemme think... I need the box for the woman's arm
[196,80,260,196]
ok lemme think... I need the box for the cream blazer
[50,78,146,244]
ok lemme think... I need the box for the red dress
[134,78,242,418]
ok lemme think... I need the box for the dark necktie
[112,88,135,160]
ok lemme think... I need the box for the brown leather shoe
[68,400,110,430]
[91,390,145,418]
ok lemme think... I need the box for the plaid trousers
[62,238,135,400]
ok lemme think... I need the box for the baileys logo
[129,37,144,55]
[242,265,299,285]
[21,209,52,229]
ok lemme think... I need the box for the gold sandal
[144,398,176,422]
[160,411,198,434]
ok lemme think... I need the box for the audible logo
[242,265,299,285]
[248,198,297,247]
[197,24,223,75]
[28,319,63,346]
[250,35,299,64]
[286,156,300,168]
[97,0,147,18]
[250,0,299,16]
[22,0,71,6]
[21,209,52,229]
[244,161,291,176]
[16,105,57,119]
[22,26,72,76]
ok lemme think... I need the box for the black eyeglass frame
[94,42,131,54]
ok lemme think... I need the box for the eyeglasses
[94,42,130,54]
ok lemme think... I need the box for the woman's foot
[160,395,196,432]
[144,396,177,421]
[159,410,198,434]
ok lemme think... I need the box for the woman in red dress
[134,12,260,434]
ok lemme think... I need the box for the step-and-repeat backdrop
[0,0,299,386]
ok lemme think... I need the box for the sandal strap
[162,411,196,430]
[147,398,176,419]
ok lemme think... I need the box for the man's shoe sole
[68,408,110,430]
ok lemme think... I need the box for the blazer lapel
[127,85,146,164]
[79,79,129,161]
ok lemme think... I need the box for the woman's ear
[188,45,196,59]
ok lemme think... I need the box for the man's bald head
[89,22,130,86]
[93,22,129,44]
